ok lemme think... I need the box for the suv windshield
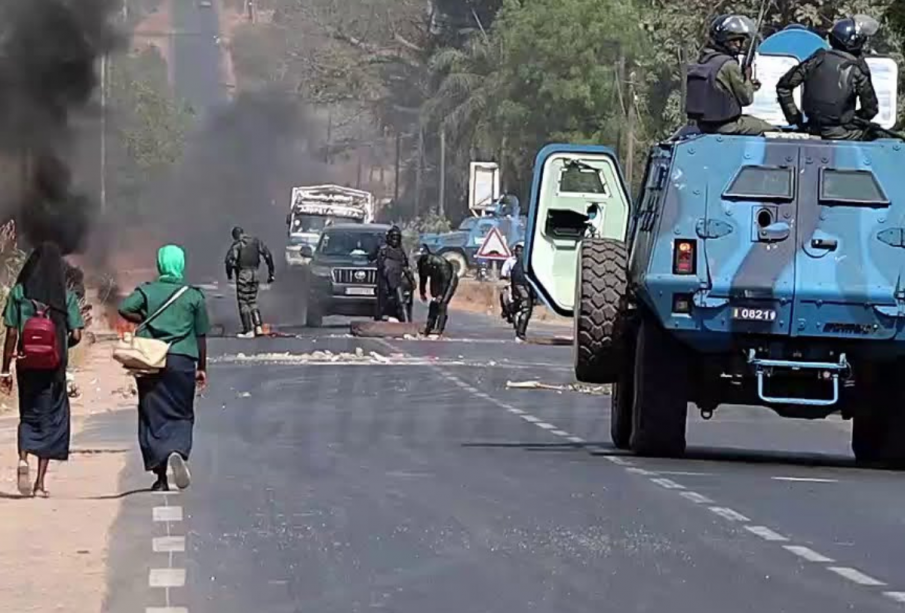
[317,231,383,258]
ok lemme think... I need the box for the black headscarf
[16,241,69,376]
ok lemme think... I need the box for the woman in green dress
[118,245,210,491]
[0,242,84,497]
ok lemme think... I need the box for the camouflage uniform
[225,229,275,336]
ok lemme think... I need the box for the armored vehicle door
[791,142,901,340]
[524,145,632,316]
[696,142,800,335]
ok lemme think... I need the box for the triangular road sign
[476,226,511,260]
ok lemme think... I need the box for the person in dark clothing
[225,226,274,338]
[119,245,210,492]
[375,226,413,323]
[509,244,534,341]
[686,14,774,135]
[776,16,880,141]
[417,245,458,336]
[1,242,84,497]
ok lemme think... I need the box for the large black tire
[574,239,629,384]
[610,321,637,450]
[852,363,905,468]
[630,315,690,457]
[441,251,468,279]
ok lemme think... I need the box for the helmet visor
[853,14,880,37]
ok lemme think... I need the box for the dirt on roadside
[451,278,570,326]
[0,338,136,613]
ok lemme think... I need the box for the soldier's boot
[515,307,531,340]
[251,309,265,336]
[237,311,254,338]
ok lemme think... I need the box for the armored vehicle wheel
[442,251,468,278]
[629,315,689,458]
[573,239,629,384]
[852,365,905,468]
[610,320,637,450]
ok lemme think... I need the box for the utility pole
[394,132,401,202]
[414,123,424,217]
[626,68,636,187]
[439,126,446,217]
[100,53,107,216]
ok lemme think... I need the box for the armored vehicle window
[558,164,608,195]
[819,169,889,205]
[723,166,794,202]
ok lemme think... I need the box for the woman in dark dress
[0,242,84,497]
[118,245,210,491]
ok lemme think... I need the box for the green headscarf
[157,244,186,282]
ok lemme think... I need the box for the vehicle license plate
[731,307,776,322]
[346,287,375,296]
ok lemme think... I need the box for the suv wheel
[574,239,628,384]
[629,314,689,458]
[306,303,323,328]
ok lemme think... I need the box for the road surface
[89,305,905,613]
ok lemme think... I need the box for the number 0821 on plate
[731,306,777,322]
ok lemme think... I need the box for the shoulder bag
[112,286,190,375]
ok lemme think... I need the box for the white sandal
[17,461,31,496]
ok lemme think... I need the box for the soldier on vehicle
[417,245,458,337]
[375,226,413,323]
[776,16,880,141]
[685,14,775,136]
[225,226,275,338]
[508,243,534,341]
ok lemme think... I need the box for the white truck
[285,185,376,268]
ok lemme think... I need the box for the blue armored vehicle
[523,25,905,465]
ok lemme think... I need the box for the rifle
[743,0,771,74]
[851,116,905,140]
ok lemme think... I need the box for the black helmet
[418,243,431,255]
[829,15,879,53]
[387,225,402,247]
[231,226,244,240]
[709,14,756,50]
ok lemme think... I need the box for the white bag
[113,286,190,374]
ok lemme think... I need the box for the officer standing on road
[225,226,275,338]
[685,14,775,136]
[417,245,458,337]
[499,242,521,324]
[509,243,534,342]
[375,226,412,323]
[776,16,880,140]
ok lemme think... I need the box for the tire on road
[306,301,323,327]
[610,319,637,450]
[573,238,629,384]
[441,251,468,279]
[852,363,905,468]
[629,314,689,458]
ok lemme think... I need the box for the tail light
[673,239,696,275]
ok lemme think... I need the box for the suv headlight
[310,265,332,278]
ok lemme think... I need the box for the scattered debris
[506,380,611,395]
[237,392,251,398]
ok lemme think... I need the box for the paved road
[93,306,905,613]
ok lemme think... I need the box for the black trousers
[424,275,458,335]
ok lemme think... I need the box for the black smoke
[0,0,121,254]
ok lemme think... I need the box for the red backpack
[18,301,61,371]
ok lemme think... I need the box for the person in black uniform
[776,16,880,141]
[375,226,413,323]
[224,226,275,338]
[417,245,458,336]
[685,14,774,136]
[509,243,534,341]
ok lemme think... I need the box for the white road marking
[708,507,751,522]
[146,608,189,613]
[506,407,525,415]
[149,568,187,588]
[605,456,632,466]
[536,422,557,430]
[153,536,186,553]
[626,467,657,476]
[744,526,788,542]
[520,415,541,423]
[828,567,886,586]
[650,478,685,490]
[551,430,570,437]
[153,506,183,522]
[783,545,835,563]
[772,476,838,483]
[657,471,714,477]
[567,436,585,444]
[680,491,714,504]
[883,592,905,604]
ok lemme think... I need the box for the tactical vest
[685,51,742,124]
[236,237,261,269]
[801,49,862,127]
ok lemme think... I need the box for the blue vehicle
[523,26,905,466]
[420,196,527,277]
